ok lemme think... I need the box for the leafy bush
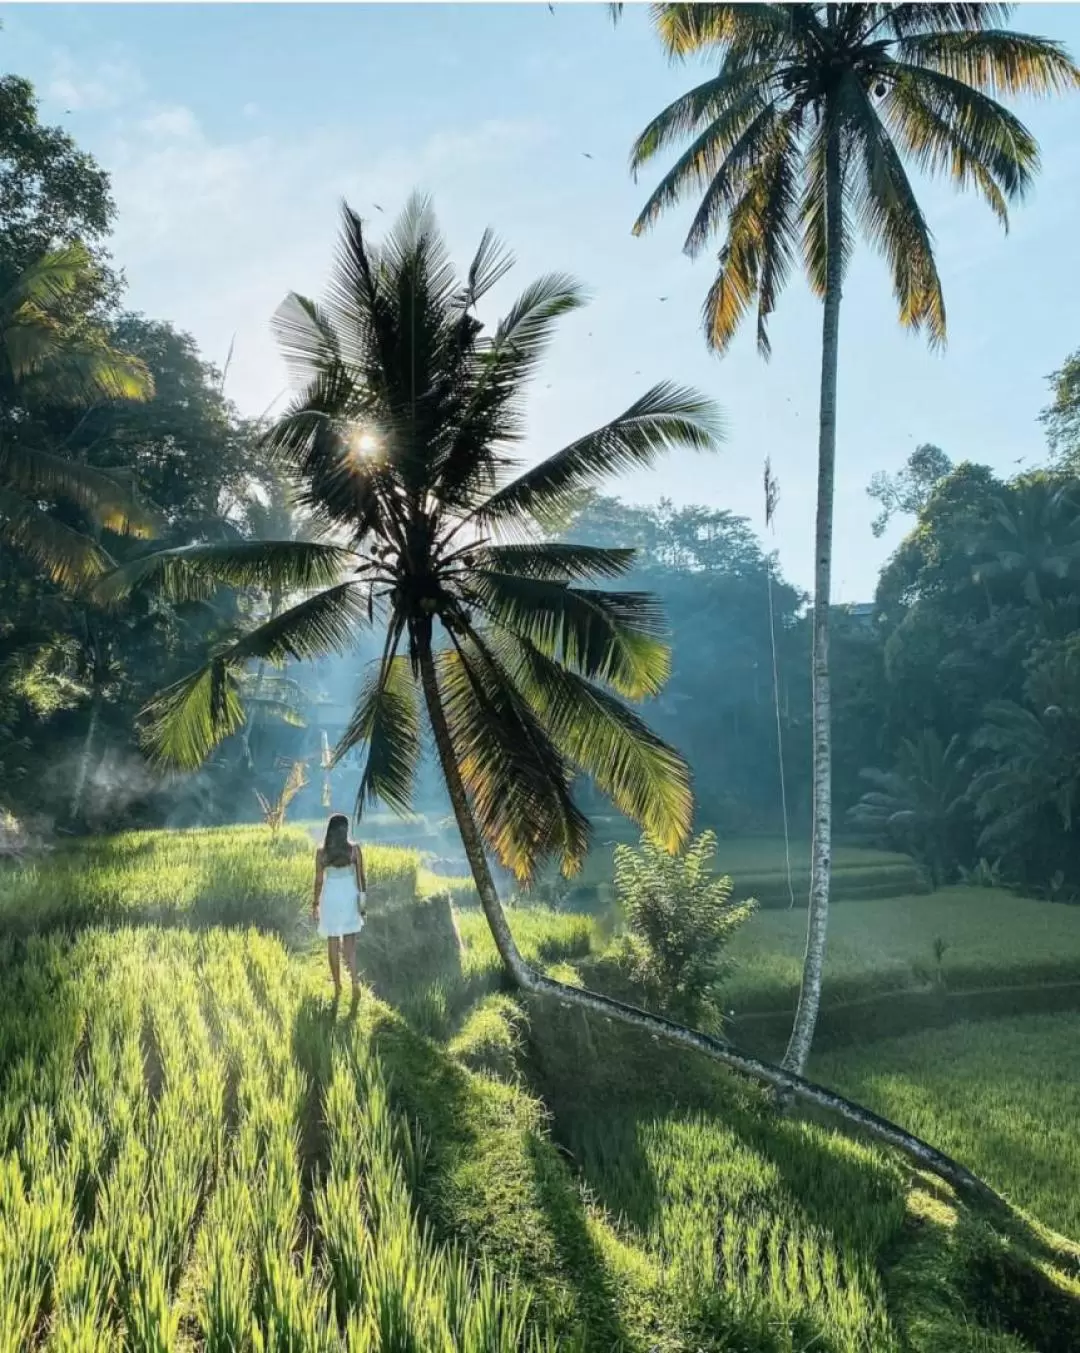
[849,729,973,887]
[958,856,1004,888]
[612,830,756,1031]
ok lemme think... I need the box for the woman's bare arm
[354,845,367,904]
[313,848,324,918]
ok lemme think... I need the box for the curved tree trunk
[783,116,842,1075]
[416,645,1007,1213]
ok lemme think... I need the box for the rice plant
[0,830,1077,1352]
[0,825,420,935]
[0,925,559,1351]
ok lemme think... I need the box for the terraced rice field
[3,827,1080,1351]
[817,1012,1080,1241]
[0,826,420,935]
[0,927,555,1351]
[724,887,1080,1015]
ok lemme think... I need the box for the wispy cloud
[137,104,199,140]
[47,51,145,111]
[91,64,549,411]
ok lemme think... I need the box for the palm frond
[753,148,802,358]
[264,371,387,536]
[845,73,947,346]
[431,272,586,508]
[224,581,372,666]
[322,203,394,379]
[270,293,344,385]
[469,570,671,699]
[140,582,371,768]
[494,631,693,852]
[474,382,722,530]
[896,28,1080,97]
[654,4,796,62]
[4,315,153,403]
[91,539,357,607]
[878,6,1014,40]
[0,442,158,536]
[884,62,1040,216]
[629,64,774,181]
[636,96,781,249]
[698,108,801,355]
[141,660,247,770]
[437,636,590,880]
[482,272,586,373]
[337,652,421,818]
[381,191,457,305]
[0,244,93,312]
[474,542,637,581]
[455,227,516,311]
[0,486,112,590]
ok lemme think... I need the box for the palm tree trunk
[783,119,842,1075]
[416,643,1006,1211]
[418,644,532,981]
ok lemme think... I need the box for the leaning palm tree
[0,244,155,588]
[96,199,1008,1204]
[628,2,1080,1072]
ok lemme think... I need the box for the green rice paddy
[1,825,1079,1350]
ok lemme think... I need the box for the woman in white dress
[312,814,367,1004]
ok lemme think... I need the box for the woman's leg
[327,936,341,999]
[342,933,359,1000]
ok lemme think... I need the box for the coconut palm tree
[95,199,1009,1204]
[628,2,1080,1072]
[0,244,155,588]
[100,195,717,917]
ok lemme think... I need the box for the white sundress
[318,856,366,938]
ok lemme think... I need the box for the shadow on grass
[523,992,1080,1352]
[367,1006,643,1352]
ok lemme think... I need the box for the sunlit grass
[817,1012,1080,1240]
[2,828,1080,1351]
[724,887,1080,1014]
[532,828,921,904]
[0,824,420,936]
[0,927,559,1350]
[455,906,597,982]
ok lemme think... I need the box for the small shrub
[613,831,756,1032]
[958,857,1003,888]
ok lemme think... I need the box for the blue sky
[3,2,1079,596]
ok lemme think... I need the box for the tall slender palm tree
[628,2,1080,1071]
[95,198,1013,1204]
[0,245,155,588]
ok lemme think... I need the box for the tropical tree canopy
[98,196,722,881]
[0,246,155,589]
[630,2,1080,353]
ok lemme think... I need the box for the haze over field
[5,6,1080,1348]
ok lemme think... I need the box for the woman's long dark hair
[323,814,353,868]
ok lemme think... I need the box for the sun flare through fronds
[98,195,724,881]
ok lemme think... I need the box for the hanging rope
[764,458,796,909]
